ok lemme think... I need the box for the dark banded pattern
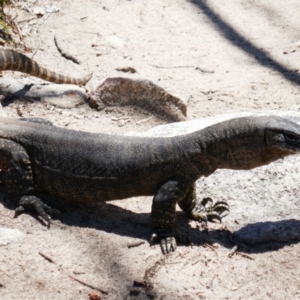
[0,49,92,85]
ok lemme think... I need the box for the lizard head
[261,116,300,162]
[213,115,300,171]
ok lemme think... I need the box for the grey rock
[0,227,25,246]
[129,110,300,137]
[42,90,86,108]
[89,77,186,122]
[0,78,87,109]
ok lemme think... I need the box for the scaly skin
[0,116,300,254]
[0,49,91,85]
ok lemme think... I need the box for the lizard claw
[160,236,177,254]
[150,233,177,254]
[15,195,60,227]
[191,197,230,223]
[150,233,158,246]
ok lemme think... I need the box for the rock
[42,90,86,109]
[0,78,87,109]
[88,77,187,122]
[129,110,300,137]
[0,227,25,246]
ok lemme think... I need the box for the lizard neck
[176,121,267,177]
[177,131,227,177]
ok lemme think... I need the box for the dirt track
[1,1,300,299]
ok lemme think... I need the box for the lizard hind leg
[0,138,58,226]
[178,184,230,224]
[191,197,230,223]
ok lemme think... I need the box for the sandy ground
[1,0,300,299]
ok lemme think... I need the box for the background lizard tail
[0,48,92,85]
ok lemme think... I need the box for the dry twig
[116,67,136,73]
[203,243,218,255]
[127,241,145,248]
[67,273,108,293]
[31,37,41,59]
[149,64,214,73]
[236,251,255,260]
[191,259,201,266]
[149,64,195,69]
[227,246,255,260]
[228,245,238,258]
[54,35,80,64]
[38,251,108,295]
[38,251,55,263]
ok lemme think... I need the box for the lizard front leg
[0,139,58,226]
[151,179,188,254]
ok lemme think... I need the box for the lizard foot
[191,197,230,223]
[14,195,60,228]
[150,233,177,254]
[150,230,190,254]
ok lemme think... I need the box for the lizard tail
[0,49,92,85]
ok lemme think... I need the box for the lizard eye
[284,132,300,144]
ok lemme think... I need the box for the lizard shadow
[41,202,300,254]
[48,198,300,254]
[0,189,230,249]
[1,189,300,253]
[0,84,36,106]
[231,219,300,254]
[56,200,234,250]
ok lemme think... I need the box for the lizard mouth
[264,129,300,155]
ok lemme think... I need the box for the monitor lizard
[0,115,300,254]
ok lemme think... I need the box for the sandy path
[1,1,300,299]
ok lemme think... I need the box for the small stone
[0,227,25,246]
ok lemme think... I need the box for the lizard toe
[160,236,177,254]
[201,197,213,208]
[16,195,60,227]
[192,197,229,223]
[151,233,177,254]
[212,201,230,214]
[206,211,223,223]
